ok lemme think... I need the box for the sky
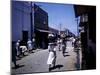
[35,2,78,35]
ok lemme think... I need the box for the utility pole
[76,18,79,37]
[30,2,33,40]
[59,23,61,35]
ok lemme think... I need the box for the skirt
[47,51,56,65]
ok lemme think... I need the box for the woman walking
[47,43,57,71]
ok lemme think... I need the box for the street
[12,41,82,74]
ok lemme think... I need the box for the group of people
[15,38,36,58]
[57,37,66,55]
[47,33,81,71]
[12,38,36,68]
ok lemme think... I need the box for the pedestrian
[72,37,75,47]
[20,45,27,56]
[57,38,61,51]
[12,42,19,68]
[19,40,27,57]
[61,39,66,56]
[16,40,20,57]
[27,39,33,53]
[32,38,36,50]
[47,43,57,71]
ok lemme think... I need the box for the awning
[36,29,51,33]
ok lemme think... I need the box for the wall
[12,1,34,42]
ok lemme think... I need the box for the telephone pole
[59,23,62,35]
[30,2,33,40]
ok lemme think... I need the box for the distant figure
[60,39,66,56]
[57,38,61,51]
[12,42,19,68]
[47,43,57,71]
[74,38,80,49]
[27,39,33,53]
[16,40,20,57]
[57,38,63,51]
[72,37,75,47]
[32,38,36,50]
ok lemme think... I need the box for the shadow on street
[12,65,25,69]
[63,54,70,57]
[49,64,63,71]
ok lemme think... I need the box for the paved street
[12,41,82,74]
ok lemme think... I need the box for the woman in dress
[47,43,57,71]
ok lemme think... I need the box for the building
[12,1,34,43]
[74,5,96,69]
[34,4,49,49]
[12,1,49,49]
